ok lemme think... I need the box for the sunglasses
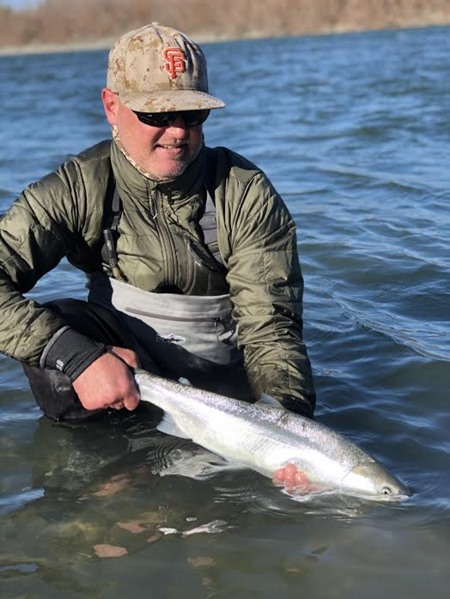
[133,109,210,128]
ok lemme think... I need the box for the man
[0,23,315,426]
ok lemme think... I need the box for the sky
[0,0,40,9]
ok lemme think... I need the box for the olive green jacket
[0,140,315,416]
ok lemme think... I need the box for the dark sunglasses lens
[135,112,176,127]
[134,109,210,127]
[183,110,210,126]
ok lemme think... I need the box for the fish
[134,370,411,502]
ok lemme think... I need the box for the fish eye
[381,486,393,496]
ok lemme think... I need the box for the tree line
[1,0,449,50]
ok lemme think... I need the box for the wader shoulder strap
[101,170,127,281]
[200,148,223,264]
[101,148,222,277]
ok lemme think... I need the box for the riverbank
[0,21,449,57]
[1,0,450,57]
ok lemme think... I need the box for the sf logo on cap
[163,47,187,80]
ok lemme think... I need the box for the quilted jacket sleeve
[0,164,87,365]
[222,166,316,417]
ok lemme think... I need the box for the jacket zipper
[149,188,176,285]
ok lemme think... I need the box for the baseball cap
[106,23,225,113]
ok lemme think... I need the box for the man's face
[102,89,204,180]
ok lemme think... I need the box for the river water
[0,25,449,598]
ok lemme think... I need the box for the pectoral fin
[255,393,285,409]
[157,412,191,439]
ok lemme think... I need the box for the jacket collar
[110,138,206,204]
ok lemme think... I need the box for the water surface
[0,26,449,598]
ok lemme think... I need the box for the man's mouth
[157,143,186,150]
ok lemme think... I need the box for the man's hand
[72,346,140,412]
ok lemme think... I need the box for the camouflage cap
[106,23,225,112]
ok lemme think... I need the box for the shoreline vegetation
[1,0,450,56]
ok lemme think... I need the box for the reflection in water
[0,402,448,598]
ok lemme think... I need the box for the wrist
[41,327,108,382]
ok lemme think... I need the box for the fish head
[339,460,411,502]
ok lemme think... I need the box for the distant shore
[2,0,450,57]
[0,38,116,57]
[0,30,284,57]
[1,20,449,58]
[0,28,288,57]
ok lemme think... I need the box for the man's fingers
[123,393,140,411]
[74,351,140,412]
[107,393,139,412]
[109,346,140,368]
[110,400,124,410]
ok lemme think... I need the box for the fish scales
[135,370,410,502]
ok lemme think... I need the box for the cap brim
[119,90,225,112]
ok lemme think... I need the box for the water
[0,25,449,598]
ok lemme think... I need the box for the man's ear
[101,88,119,125]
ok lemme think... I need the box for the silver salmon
[135,370,410,502]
